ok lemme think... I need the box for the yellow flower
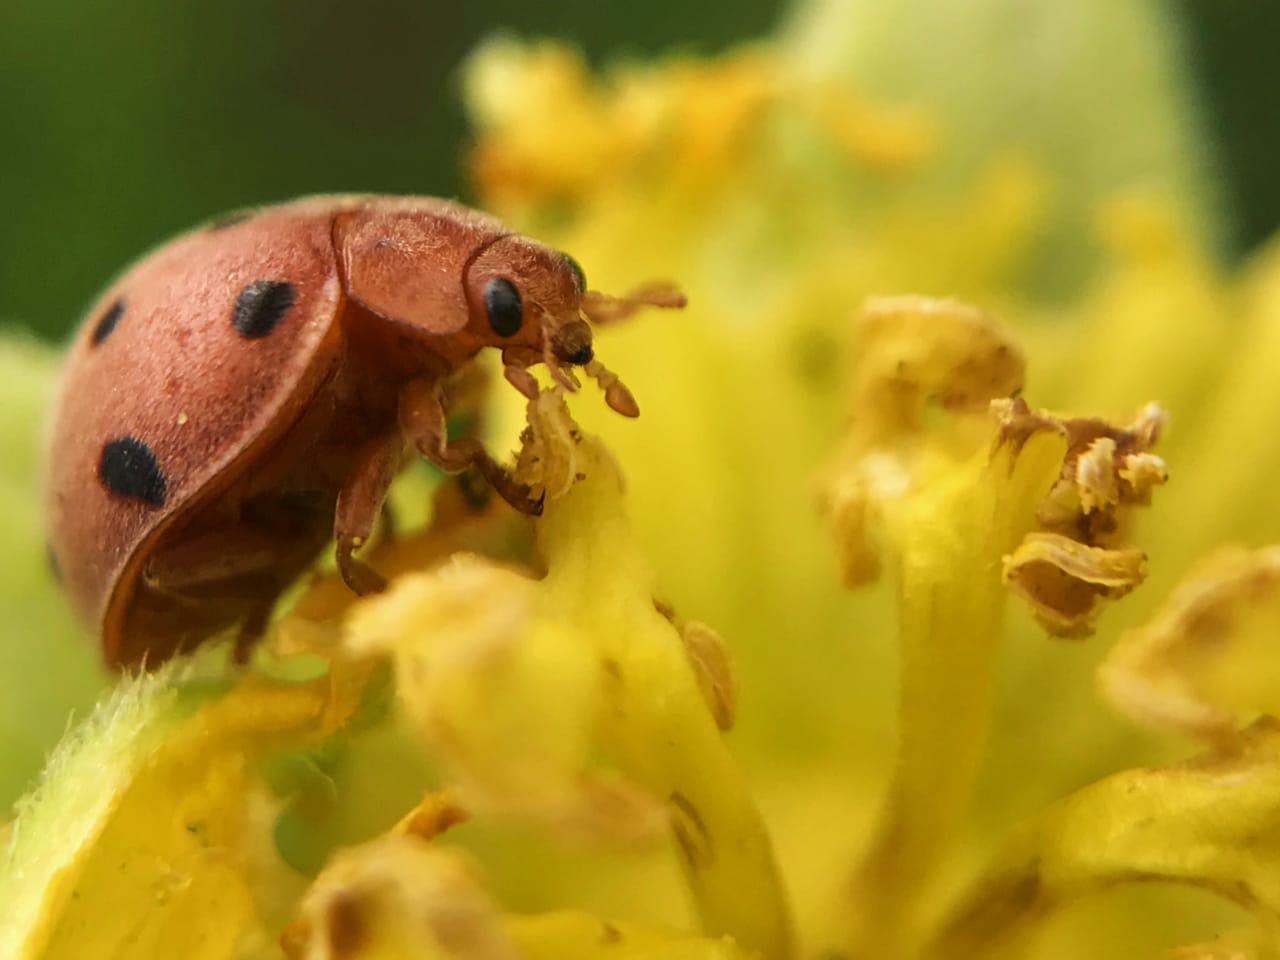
[5,1,1280,958]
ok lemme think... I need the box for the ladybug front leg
[333,432,403,596]
[399,377,543,516]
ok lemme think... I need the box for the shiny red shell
[45,195,596,669]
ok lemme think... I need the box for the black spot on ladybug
[483,277,522,337]
[561,252,587,292]
[46,543,62,583]
[232,280,295,338]
[91,298,125,346]
[98,436,167,506]
[208,208,254,231]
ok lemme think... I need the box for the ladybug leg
[375,499,399,545]
[399,378,543,517]
[232,600,277,665]
[141,520,323,662]
[334,432,403,596]
[144,524,309,589]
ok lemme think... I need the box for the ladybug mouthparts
[535,282,688,418]
[550,319,594,367]
[530,313,637,419]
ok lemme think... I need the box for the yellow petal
[347,553,666,849]
[1,665,364,959]
[1100,545,1280,741]
[508,910,756,959]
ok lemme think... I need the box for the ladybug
[44,195,683,670]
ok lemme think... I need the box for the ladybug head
[338,202,684,418]
[464,236,685,418]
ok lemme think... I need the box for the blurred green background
[0,0,1275,340]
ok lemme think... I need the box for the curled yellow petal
[1100,545,1280,741]
[927,718,1280,959]
[347,554,664,849]
[819,295,1027,588]
[1033,402,1169,548]
[848,295,1026,435]
[1003,532,1147,639]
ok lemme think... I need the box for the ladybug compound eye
[560,252,587,293]
[484,277,522,337]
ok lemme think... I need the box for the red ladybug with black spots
[44,195,683,670]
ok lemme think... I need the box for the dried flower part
[1033,402,1169,545]
[1100,545,1280,741]
[513,389,587,502]
[280,835,520,960]
[1003,532,1146,639]
[987,397,1167,636]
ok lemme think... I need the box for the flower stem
[539,438,795,960]
[847,427,1066,955]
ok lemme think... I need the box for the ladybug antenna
[583,358,639,418]
[580,282,686,325]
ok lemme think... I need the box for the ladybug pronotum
[45,195,683,669]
